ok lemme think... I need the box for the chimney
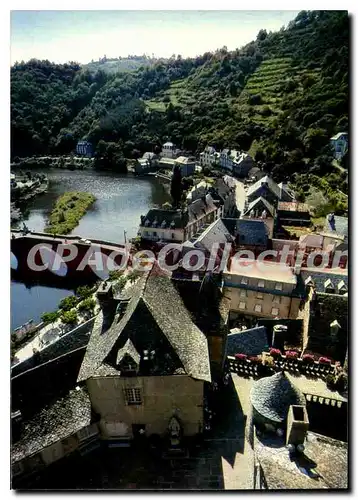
[286,405,309,446]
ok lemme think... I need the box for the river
[11,169,170,330]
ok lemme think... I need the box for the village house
[209,176,238,218]
[174,156,196,177]
[242,197,276,239]
[330,132,348,160]
[160,141,177,159]
[219,149,254,176]
[277,202,311,227]
[76,140,93,158]
[77,271,211,442]
[138,193,219,243]
[135,152,159,174]
[246,176,293,207]
[199,146,220,168]
[234,219,269,255]
[222,260,306,321]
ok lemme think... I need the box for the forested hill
[11,10,348,187]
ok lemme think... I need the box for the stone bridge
[11,230,129,285]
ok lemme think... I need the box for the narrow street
[234,179,247,215]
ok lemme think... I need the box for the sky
[10,10,300,65]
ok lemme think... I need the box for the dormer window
[161,220,167,228]
[305,276,314,287]
[324,278,335,294]
[144,219,150,227]
[338,280,348,295]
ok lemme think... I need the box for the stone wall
[87,374,204,438]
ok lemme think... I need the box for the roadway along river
[11,169,170,330]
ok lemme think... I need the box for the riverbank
[44,191,96,235]
[11,156,95,171]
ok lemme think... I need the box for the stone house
[174,156,196,177]
[222,260,306,321]
[77,271,211,442]
[246,176,293,207]
[139,193,220,243]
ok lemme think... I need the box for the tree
[59,295,78,311]
[41,311,60,324]
[170,164,182,208]
[61,310,78,324]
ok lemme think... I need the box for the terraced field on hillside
[236,57,321,124]
[144,78,198,112]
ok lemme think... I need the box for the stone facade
[86,374,204,439]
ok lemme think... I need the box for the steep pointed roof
[78,271,211,382]
[244,196,275,218]
[250,371,306,423]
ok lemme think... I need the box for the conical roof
[250,371,306,423]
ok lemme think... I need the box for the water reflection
[11,169,170,329]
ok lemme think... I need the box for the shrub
[59,295,78,311]
[108,270,123,281]
[76,285,93,300]
[41,311,60,324]
[325,374,336,390]
[302,354,315,364]
[319,356,332,365]
[78,298,96,312]
[269,348,282,358]
[60,310,78,325]
[235,353,247,360]
[285,351,299,359]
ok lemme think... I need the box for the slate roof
[185,218,234,252]
[116,338,141,365]
[255,431,348,489]
[227,326,269,357]
[11,320,92,378]
[12,387,92,464]
[251,371,306,423]
[325,214,348,238]
[300,270,348,294]
[78,271,211,383]
[277,202,310,213]
[236,219,269,246]
[140,209,188,229]
[244,197,275,218]
[247,176,281,200]
[188,194,217,223]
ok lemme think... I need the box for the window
[172,233,175,239]
[124,388,142,405]
[241,277,248,285]
[239,302,246,310]
[153,231,157,237]
[257,292,264,299]
[271,307,279,316]
[240,289,247,298]
[275,282,283,291]
[272,295,281,304]
[258,280,265,288]
[254,304,262,313]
